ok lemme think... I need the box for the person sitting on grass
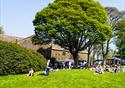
[42,68,50,76]
[105,65,111,72]
[27,68,34,76]
[94,64,104,74]
[42,59,51,76]
[112,65,120,73]
[52,64,59,72]
[80,61,84,69]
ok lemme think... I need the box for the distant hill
[17,35,44,50]
[0,34,23,43]
[0,34,45,50]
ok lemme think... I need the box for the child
[27,68,34,76]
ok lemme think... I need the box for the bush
[0,41,47,76]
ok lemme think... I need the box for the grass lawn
[0,69,125,88]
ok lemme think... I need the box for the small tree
[0,25,4,34]
[33,0,111,67]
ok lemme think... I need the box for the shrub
[0,41,47,76]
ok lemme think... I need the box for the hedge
[0,41,47,76]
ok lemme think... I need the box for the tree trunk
[87,47,91,67]
[72,53,79,68]
[92,52,96,66]
[101,44,105,65]
[101,43,108,65]
[87,53,90,67]
[106,40,110,55]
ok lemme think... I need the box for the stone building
[49,44,87,61]
[0,34,88,61]
[18,36,88,61]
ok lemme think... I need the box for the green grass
[0,69,125,88]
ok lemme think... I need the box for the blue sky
[0,0,125,38]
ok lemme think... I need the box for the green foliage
[0,70,125,88]
[32,35,42,44]
[0,41,47,76]
[33,0,111,66]
[33,0,111,45]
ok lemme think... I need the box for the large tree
[101,7,125,61]
[115,19,125,59]
[33,0,111,67]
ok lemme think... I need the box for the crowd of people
[27,59,125,76]
[58,60,87,69]
[92,64,125,74]
[27,60,87,76]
